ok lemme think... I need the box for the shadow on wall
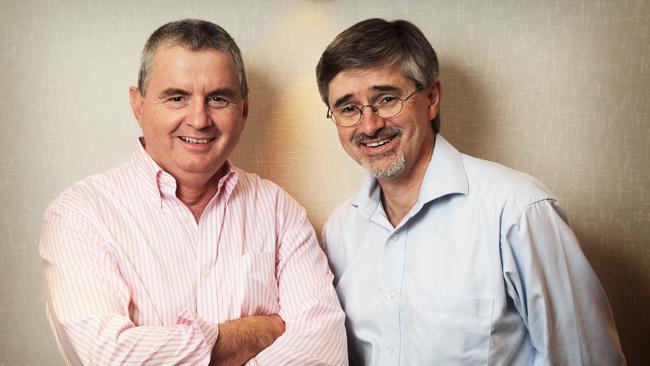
[231,67,280,178]
[440,61,495,157]
[573,225,649,365]
[440,61,509,163]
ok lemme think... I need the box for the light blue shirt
[323,136,625,366]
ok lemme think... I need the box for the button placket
[380,230,406,366]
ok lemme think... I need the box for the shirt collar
[351,135,469,218]
[130,137,238,208]
[417,135,469,206]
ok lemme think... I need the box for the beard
[353,127,406,179]
[361,150,406,178]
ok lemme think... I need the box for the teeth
[180,137,211,144]
[366,139,391,148]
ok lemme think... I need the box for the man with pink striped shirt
[40,19,347,365]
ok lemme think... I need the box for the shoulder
[323,196,357,234]
[232,167,282,195]
[43,162,133,224]
[322,196,359,256]
[231,166,307,220]
[322,193,373,282]
[232,167,293,205]
[461,154,557,216]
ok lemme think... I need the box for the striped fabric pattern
[40,142,347,365]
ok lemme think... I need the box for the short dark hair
[316,18,440,133]
[138,19,247,97]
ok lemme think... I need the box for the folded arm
[212,315,285,366]
[248,197,348,365]
[41,208,284,366]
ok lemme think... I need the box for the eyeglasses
[327,87,422,127]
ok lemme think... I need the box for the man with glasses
[316,18,625,365]
[40,19,347,365]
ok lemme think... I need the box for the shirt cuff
[175,309,219,347]
[245,357,260,366]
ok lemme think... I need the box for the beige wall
[1,0,648,364]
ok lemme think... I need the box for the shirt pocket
[405,295,493,366]
[237,252,280,316]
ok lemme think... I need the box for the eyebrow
[158,88,189,99]
[331,84,403,108]
[332,94,354,109]
[157,87,240,100]
[206,88,238,100]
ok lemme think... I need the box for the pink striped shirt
[40,141,347,365]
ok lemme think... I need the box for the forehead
[147,45,239,91]
[327,65,412,101]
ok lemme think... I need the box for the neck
[175,166,226,222]
[379,134,435,227]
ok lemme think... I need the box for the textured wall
[1,0,648,364]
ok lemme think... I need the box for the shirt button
[201,270,210,279]
[387,345,395,353]
[392,235,399,242]
[387,290,397,299]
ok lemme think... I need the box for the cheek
[217,118,245,138]
[142,121,165,139]
[336,127,355,144]
[213,109,244,127]
[149,112,184,133]
[337,132,353,152]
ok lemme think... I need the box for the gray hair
[137,19,247,97]
[316,18,440,133]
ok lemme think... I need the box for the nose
[357,106,386,136]
[187,99,212,129]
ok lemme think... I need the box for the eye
[378,95,399,106]
[168,95,185,102]
[208,95,231,108]
[336,105,359,117]
[166,95,188,107]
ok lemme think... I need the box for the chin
[176,162,218,176]
[363,153,406,179]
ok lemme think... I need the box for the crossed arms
[40,186,347,365]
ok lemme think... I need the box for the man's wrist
[210,315,285,366]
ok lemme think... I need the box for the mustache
[353,127,402,144]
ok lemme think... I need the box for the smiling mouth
[355,127,401,149]
[364,138,393,148]
[179,136,214,144]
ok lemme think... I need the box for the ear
[129,86,144,128]
[241,96,249,124]
[426,80,442,121]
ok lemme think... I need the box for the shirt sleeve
[40,206,218,366]
[501,199,626,366]
[248,193,348,365]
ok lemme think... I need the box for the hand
[210,315,286,366]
